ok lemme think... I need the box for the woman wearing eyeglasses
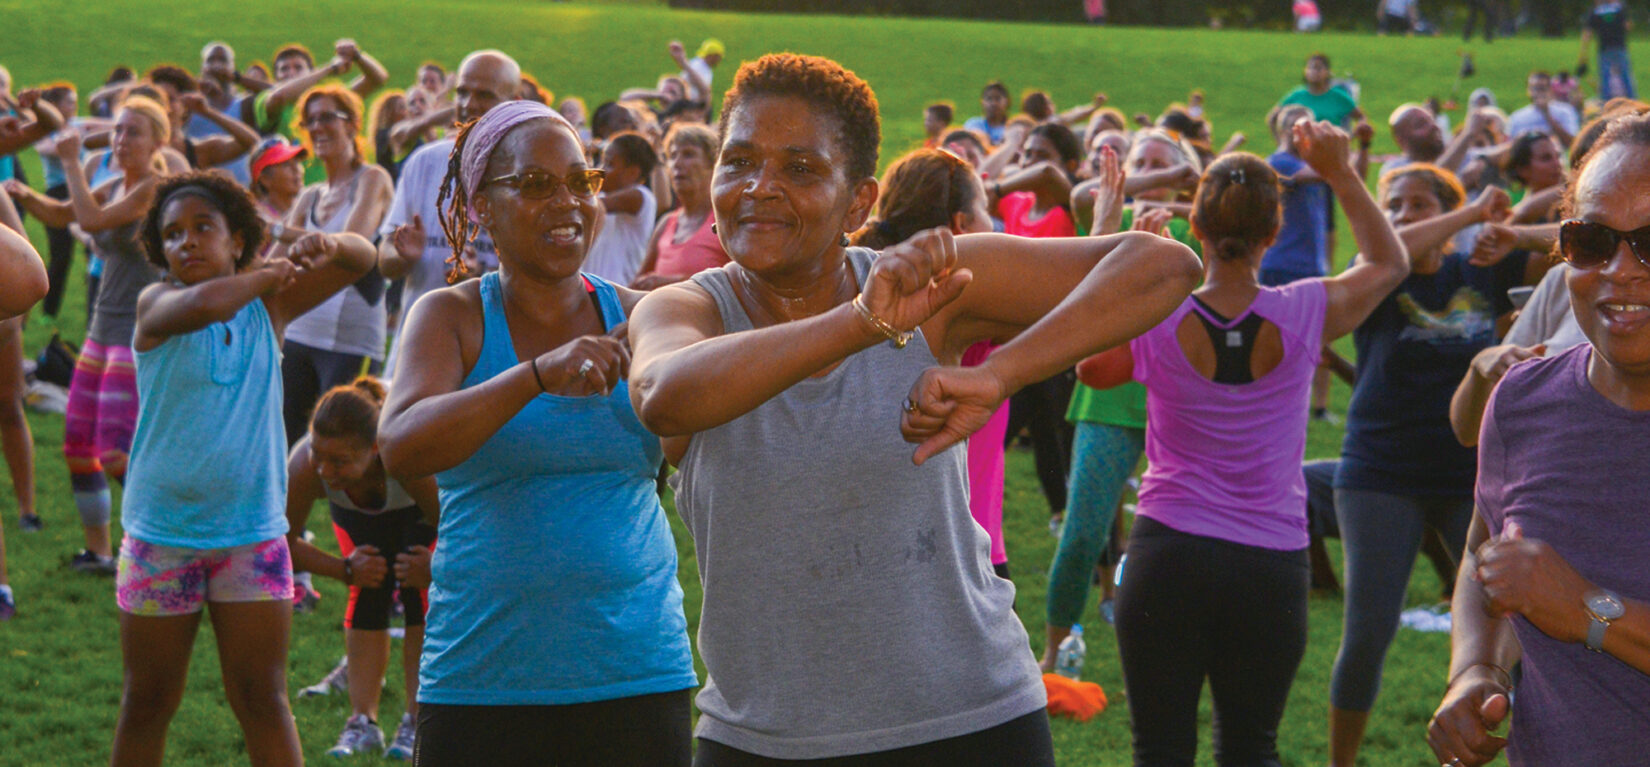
[1428,112,1650,767]
[376,101,697,765]
[272,84,392,446]
[1325,163,1550,767]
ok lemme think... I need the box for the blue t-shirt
[1336,251,1529,496]
[962,116,1006,145]
[123,298,288,548]
[185,97,252,186]
[422,272,696,706]
[1260,151,1329,280]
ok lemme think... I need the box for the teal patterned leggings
[1045,421,1145,628]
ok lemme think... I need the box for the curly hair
[145,64,197,95]
[310,376,387,443]
[719,53,881,181]
[1191,153,1281,262]
[1378,163,1466,212]
[141,170,266,271]
[294,84,367,167]
[853,148,978,249]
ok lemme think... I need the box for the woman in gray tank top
[627,53,1202,765]
[268,85,392,447]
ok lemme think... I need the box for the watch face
[1587,592,1626,620]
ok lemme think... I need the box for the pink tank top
[654,209,729,277]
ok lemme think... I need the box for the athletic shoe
[1310,407,1342,426]
[292,583,322,613]
[70,550,117,575]
[383,712,416,760]
[299,656,350,698]
[326,714,383,757]
[19,514,42,532]
[0,589,15,621]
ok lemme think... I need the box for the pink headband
[458,100,577,221]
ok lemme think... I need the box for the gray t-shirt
[1505,262,1588,352]
[89,214,160,347]
[672,248,1045,759]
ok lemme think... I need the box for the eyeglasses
[301,111,351,130]
[1559,219,1650,269]
[485,169,605,199]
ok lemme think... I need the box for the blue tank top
[123,298,288,548]
[421,271,696,705]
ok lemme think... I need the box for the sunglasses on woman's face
[485,169,605,199]
[301,110,351,130]
[1559,219,1650,269]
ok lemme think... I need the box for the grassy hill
[0,2,1593,763]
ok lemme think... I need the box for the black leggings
[1114,517,1309,767]
[42,184,76,318]
[414,689,693,767]
[1003,371,1075,515]
[694,709,1054,767]
[281,339,369,448]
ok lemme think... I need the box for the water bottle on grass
[1055,623,1087,679]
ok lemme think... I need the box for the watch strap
[1587,613,1608,652]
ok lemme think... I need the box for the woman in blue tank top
[377,102,696,766]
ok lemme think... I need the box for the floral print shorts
[115,535,294,616]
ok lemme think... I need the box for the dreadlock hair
[310,376,388,444]
[853,148,978,249]
[437,117,484,284]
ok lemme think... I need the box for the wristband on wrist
[342,558,354,585]
[530,357,548,392]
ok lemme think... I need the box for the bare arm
[976,123,1029,180]
[990,161,1072,212]
[0,92,63,155]
[178,94,260,167]
[264,232,378,332]
[600,186,646,217]
[133,263,291,350]
[1399,187,1507,267]
[59,135,157,232]
[1297,122,1411,340]
[1508,185,1563,224]
[1449,343,1547,446]
[4,180,76,228]
[0,213,48,319]
[1428,511,1519,767]
[260,58,347,127]
[347,47,389,101]
[390,106,454,155]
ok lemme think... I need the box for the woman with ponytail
[285,376,438,759]
[1078,121,1408,765]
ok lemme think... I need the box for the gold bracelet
[851,294,913,349]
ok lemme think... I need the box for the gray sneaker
[326,714,383,757]
[299,656,350,698]
[384,712,416,760]
[69,550,117,575]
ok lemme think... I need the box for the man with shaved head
[1378,103,1446,178]
[378,50,523,374]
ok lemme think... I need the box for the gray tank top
[283,171,387,359]
[673,247,1045,759]
[88,185,161,347]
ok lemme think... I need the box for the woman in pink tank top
[634,123,728,289]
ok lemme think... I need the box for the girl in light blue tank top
[375,102,695,765]
[110,172,378,765]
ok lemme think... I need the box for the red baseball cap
[251,137,307,183]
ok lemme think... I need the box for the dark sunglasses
[1558,219,1650,269]
[485,169,605,199]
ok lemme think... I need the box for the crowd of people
[0,28,1646,767]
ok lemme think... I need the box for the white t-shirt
[683,58,715,103]
[1506,102,1580,139]
[379,138,499,376]
[583,185,656,286]
[1505,262,1589,351]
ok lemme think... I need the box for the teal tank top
[421,272,696,705]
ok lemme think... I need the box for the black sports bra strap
[1190,296,1265,385]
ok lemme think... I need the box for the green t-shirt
[1279,85,1358,128]
[254,90,325,185]
[1066,210,1203,428]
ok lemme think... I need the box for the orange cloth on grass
[1043,673,1108,722]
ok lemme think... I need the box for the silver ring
[902,397,917,414]
[1445,759,1464,767]
[578,359,595,376]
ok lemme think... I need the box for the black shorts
[331,504,437,631]
[414,689,693,767]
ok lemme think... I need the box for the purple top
[1477,343,1650,766]
[1132,279,1327,550]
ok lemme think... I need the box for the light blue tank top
[421,271,696,705]
[123,298,288,548]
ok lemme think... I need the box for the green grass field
[0,1,1605,763]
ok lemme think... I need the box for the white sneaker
[24,380,67,415]
[299,656,349,698]
[384,712,416,760]
[327,713,384,757]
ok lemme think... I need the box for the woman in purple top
[1081,121,1408,766]
[1428,113,1650,767]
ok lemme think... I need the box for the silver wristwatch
[1584,589,1625,653]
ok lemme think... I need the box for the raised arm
[989,161,1071,212]
[4,179,76,228]
[0,90,64,155]
[263,231,378,332]
[1297,121,1411,340]
[340,41,389,101]
[178,93,259,167]
[976,122,1030,180]
[390,106,454,155]
[58,131,157,232]
[1398,185,1509,267]
[260,57,349,128]
[0,207,49,319]
[133,261,293,350]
